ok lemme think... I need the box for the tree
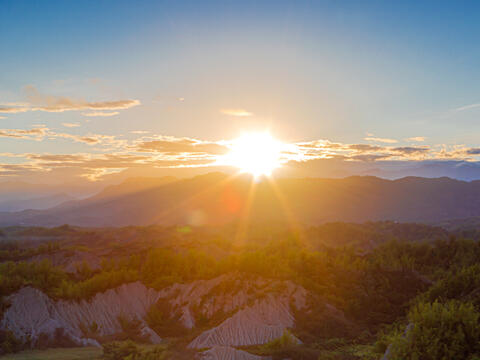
[389,300,480,360]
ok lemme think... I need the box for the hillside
[2,174,480,227]
[1,222,479,359]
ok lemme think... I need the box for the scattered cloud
[135,136,229,155]
[220,109,253,117]
[82,111,120,117]
[2,122,480,182]
[406,136,426,142]
[364,137,398,144]
[62,122,80,128]
[0,85,140,114]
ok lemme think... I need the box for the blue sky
[1,0,480,183]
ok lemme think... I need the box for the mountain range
[1,173,480,227]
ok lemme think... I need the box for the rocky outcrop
[198,346,271,360]
[0,273,343,355]
[0,282,161,347]
[157,273,308,330]
[189,294,301,348]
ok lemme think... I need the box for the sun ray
[148,171,243,225]
[233,175,257,245]
[265,176,305,243]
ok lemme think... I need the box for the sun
[223,132,283,177]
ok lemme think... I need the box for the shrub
[117,316,150,343]
[423,264,480,304]
[0,330,22,355]
[102,340,140,360]
[146,300,188,337]
[388,300,480,360]
[102,341,167,360]
[261,330,298,351]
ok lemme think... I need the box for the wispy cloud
[135,136,229,155]
[0,127,48,140]
[220,109,253,117]
[406,136,426,142]
[0,106,29,113]
[0,85,140,114]
[392,146,430,155]
[82,111,120,117]
[364,137,398,144]
[455,103,480,112]
[62,122,80,128]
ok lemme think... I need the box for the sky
[2,0,480,184]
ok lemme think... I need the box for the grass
[0,347,102,360]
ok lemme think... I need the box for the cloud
[351,154,391,162]
[466,148,480,155]
[0,116,6,119]
[0,127,48,140]
[455,103,480,112]
[4,125,480,183]
[136,137,229,155]
[406,136,426,142]
[220,109,253,117]
[392,147,430,155]
[62,123,80,128]
[0,106,29,113]
[0,85,140,114]
[349,144,385,152]
[82,111,120,117]
[0,125,127,148]
[364,137,398,144]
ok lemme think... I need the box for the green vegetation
[0,347,102,360]
[0,241,60,262]
[387,300,480,360]
[0,330,23,356]
[2,222,480,358]
[101,342,168,360]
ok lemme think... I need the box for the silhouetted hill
[2,174,480,227]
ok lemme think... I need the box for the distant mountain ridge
[0,193,75,212]
[2,174,480,227]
